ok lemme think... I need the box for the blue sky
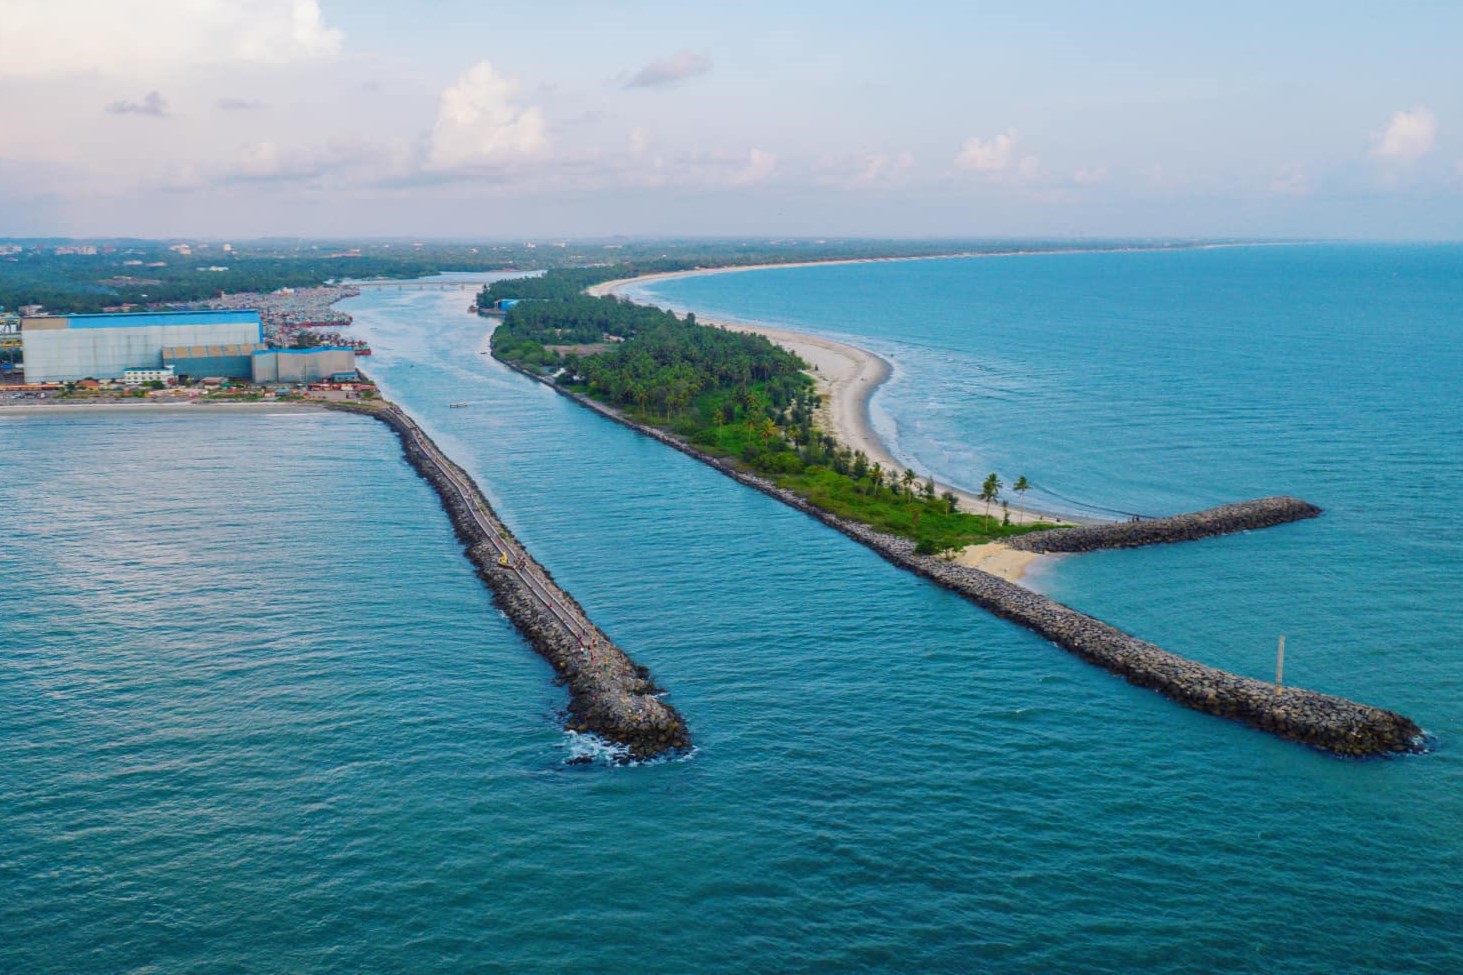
[1,0,1460,239]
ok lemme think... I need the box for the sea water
[3,252,1461,973]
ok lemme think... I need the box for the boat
[449,402,469,408]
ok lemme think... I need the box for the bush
[915,537,939,555]
[758,452,804,475]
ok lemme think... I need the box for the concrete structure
[21,310,262,382]
[163,343,266,380]
[250,346,357,384]
[121,365,176,386]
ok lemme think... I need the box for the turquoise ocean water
[4,248,1461,972]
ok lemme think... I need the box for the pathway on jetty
[1006,498,1324,553]
[331,401,690,762]
[493,361,1422,757]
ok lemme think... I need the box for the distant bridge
[349,281,492,291]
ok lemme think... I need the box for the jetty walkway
[331,401,690,761]
[494,360,1422,757]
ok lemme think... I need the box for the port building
[20,310,263,382]
[164,343,267,380]
[250,347,359,384]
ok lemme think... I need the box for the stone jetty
[331,401,690,762]
[498,362,1422,757]
[1007,497,1323,553]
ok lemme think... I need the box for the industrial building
[250,347,359,384]
[163,343,267,380]
[20,310,263,382]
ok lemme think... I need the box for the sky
[1,0,1461,240]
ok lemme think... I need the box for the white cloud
[624,51,713,90]
[1073,166,1108,186]
[730,148,777,186]
[231,141,294,181]
[162,133,406,191]
[629,127,650,157]
[955,130,1039,183]
[1270,162,1309,196]
[818,150,916,189]
[0,0,342,78]
[956,131,1018,172]
[427,61,548,171]
[1371,107,1437,163]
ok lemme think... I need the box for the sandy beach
[952,541,1047,584]
[590,265,1071,540]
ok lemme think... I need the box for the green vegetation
[4,236,1196,316]
[489,267,1057,554]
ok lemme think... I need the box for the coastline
[583,241,1281,301]
[588,259,1077,579]
[0,400,328,417]
[491,353,1422,757]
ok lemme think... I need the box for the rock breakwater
[1008,497,1324,553]
[332,401,690,762]
[497,362,1421,757]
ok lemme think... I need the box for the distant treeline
[2,237,1205,315]
[487,266,1056,552]
[0,254,443,314]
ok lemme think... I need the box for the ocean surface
[4,249,1461,973]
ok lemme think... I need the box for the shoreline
[491,353,1422,757]
[0,400,328,417]
[588,257,1082,577]
[584,241,1281,301]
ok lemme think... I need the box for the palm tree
[1013,475,1031,522]
[980,472,1002,523]
[870,463,885,495]
[922,477,936,501]
[941,490,958,514]
[901,468,917,497]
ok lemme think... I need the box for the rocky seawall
[497,362,1422,757]
[330,402,690,762]
[1008,497,1324,553]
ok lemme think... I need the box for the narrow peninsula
[478,264,1422,757]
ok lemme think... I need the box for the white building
[121,365,176,386]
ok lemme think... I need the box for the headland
[590,267,1075,551]
[485,262,1423,755]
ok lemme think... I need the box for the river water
[3,253,1461,973]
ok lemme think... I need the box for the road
[387,407,598,646]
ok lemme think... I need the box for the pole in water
[1276,634,1286,688]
